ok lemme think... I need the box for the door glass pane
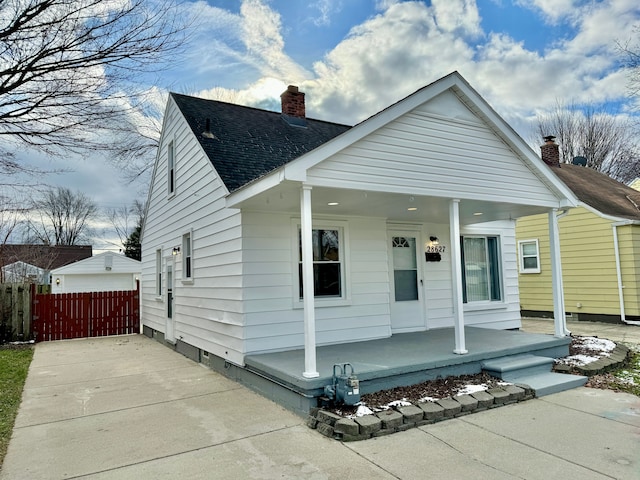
[393,237,418,302]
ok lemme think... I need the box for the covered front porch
[235,326,578,416]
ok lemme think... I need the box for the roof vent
[572,156,587,166]
[202,118,216,139]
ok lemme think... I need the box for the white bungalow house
[141,72,580,412]
[50,252,141,293]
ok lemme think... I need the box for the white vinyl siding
[242,212,390,354]
[141,97,243,365]
[305,91,559,207]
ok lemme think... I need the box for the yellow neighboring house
[517,140,640,324]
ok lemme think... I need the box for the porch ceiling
[233,182,554,225]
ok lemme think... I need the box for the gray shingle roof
[553,164,640,220]
[170,93,352,192]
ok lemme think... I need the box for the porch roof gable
[227,72,578,210]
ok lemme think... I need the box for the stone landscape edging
[306,384,534,442]
[553,344,631,376]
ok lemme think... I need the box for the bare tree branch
[533,100,640,183]
[0,0,188,168]
[26,186,98,245]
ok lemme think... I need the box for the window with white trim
[155,249,162,296]
[167,141,175,195]
[182,231,193,280]
[460,236,502,303]
[518,239,540,274]
[298,227,344,299]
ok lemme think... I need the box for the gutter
[612,221,640,326]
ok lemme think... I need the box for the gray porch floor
[244,327,571,399]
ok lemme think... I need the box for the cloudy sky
[19,0,640,251]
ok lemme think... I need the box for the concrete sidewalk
[522,317,640,344]
[1,331,639,479]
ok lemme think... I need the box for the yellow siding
[619,225,640,315]
[516,207,640,317]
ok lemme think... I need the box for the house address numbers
[426,245,446,253]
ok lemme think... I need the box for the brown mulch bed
[330,372,506,417]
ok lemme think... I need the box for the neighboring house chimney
[541,135,560,167]
[281,85,305,118]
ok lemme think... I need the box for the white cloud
[309,0,342,27]
[305,1,477,124]
[192,0,637,139]
[240,0,310,82]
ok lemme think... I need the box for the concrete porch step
[482,354,555,378]
[482,354,588,397]
[506,371,588,397]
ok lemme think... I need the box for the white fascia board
[448,79,579,208]
[141,97,173,245]
[225,169,285,208]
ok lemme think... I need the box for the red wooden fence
[32,286,140,342]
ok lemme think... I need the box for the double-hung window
[167,141,175,195]
[518,239,540,273]
[155,249,162,297]
[182,231,193,281]
[460,236,502,303]
[298,227,343,299]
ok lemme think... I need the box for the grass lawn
[0,346,34,468]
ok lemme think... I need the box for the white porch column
[449,199,468,354]
[548,209,568,337]
[300,185,319,378]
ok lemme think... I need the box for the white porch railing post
[301,185,319,378]
[450,199,468,354]
[548,209,568,337]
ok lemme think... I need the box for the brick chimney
[541,135,560,167]
[280,85,305,118]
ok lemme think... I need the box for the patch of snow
[418,396,438,403]
[580,337,615,354]
[557,354,601,366]
[387,399,412,407]
[354,405,374,417]
[456,384,488,395]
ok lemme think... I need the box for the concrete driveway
[1,333,639,479]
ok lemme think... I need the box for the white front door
[165,260,175,343]
[389,232,425,332]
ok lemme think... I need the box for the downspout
[612,222,640,326]
[550,208,571,337]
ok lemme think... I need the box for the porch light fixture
[172,246,180,255]
[55,278,60,285]
[429,236,439,245]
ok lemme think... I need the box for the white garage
[50,252,141,293]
